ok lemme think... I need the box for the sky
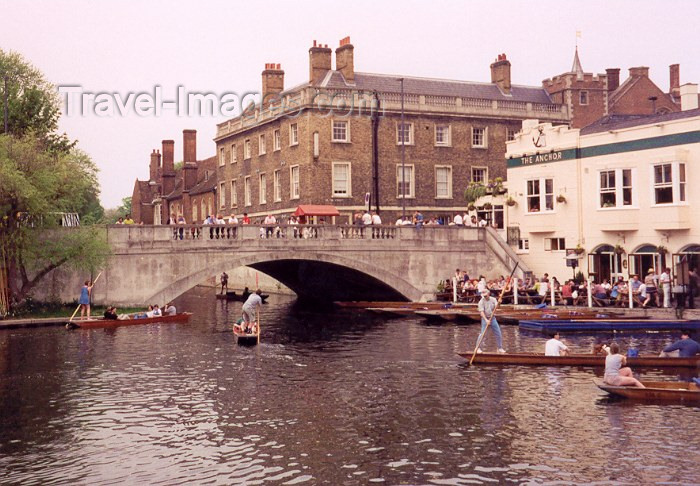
[2,0,699,209]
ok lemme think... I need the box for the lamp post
[400,78,406,219]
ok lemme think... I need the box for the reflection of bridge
[84,225,528,305]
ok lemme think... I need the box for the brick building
[131,130,217,225]
[214,38,568,224]
[544,48,682,128]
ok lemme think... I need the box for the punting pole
[550,282,555,307]
[629,279,634,309]
[452,277,457,303]
[468,263,519,366]
[513,277,518,306]
[587,276,593,308]
[68,271,103,323]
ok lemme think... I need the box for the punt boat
[233,322,260,345]
[594,379,700,403]
[519,319,700,332]
[67,312,192,329]
[458,352,700,368]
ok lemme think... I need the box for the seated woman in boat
[164,302,177,315]
[603,342,645,388]
[103,306,118,320]
[152,305,162,317]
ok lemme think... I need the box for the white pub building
[505,83,700,285]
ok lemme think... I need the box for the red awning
[293,205,340,217]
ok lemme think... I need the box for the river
[1,288,698,485]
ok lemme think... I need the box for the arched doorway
[673,244,700,285]
[588,244,623,282]
[630,244,663,278]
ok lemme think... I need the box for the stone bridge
[56,224,529,306]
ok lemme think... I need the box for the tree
[0,134,110,308]
[0,49,74,152]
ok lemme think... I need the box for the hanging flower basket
[574,245,585,255]
[656,245,668,254]
[556,194,567,203]
[505,197,517,207]
[614,244,625,255]
[467,203,476,212]
[482,202,493,210]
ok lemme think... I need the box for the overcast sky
[2,0,699,209]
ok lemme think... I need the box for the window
[332,120,349,142]
[201,200,206,221]
[435,166,452,198]
[192,199,198,223]
[273,170,281,202]
[518,238,529,251]
[273,129,281,151]
[332,162,351,197]
[396,122,413,145]
[471,167,488,184]
[244,139,251,159]
[507,128,517,142]
[289,123,298,146]
[259,173,266,204]
[259,134,266,155]
[219,182,226,208]
[396,164,415,198]
[652,162,686,205]
[219,147,225,166]
[230,144,237,163]
[435,125,450,146]
[527,178,554,212]
[244,176,251,206]
[599,169,634,208]
[579,91,589,105]
[545,237,566,251]
[230,180,237,207]
[472,127,487,148]
[290,165,300,199]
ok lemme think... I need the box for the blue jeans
[478,317,503,349]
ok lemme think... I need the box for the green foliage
[464,182,487,205]
[574,271,585,284]
[0,48,74,152]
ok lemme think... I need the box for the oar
[469,263,519,365]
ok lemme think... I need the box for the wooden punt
[419,309,625,323]
[458,352,700,368]
[68,312,192,329]
[594,379,700,403]
[233,323,259,345]
[216,291,269,302]
[366,307,422,317]
[519,319,699,333]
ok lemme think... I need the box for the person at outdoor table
[592,281,608,301]
[644,269,658,307]
[603,342,644,388]
[659,330,700,357]
[475,289,506,354]
[561,280,574,305]
[630,274,641,292]
[610,279,622,305]
[545,332,569,356]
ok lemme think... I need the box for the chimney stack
[149,149,161,182]
[161,140,175,196]
[262,63,285,107]
[183,129,197,163]
[669,64,680,99]
[309,40,332,85]
[680,83,699,111]
[606,68,620,92]
[629,66,649,78]
[490,53,511,94]
[335,36,354,83]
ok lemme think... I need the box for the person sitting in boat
[241,289,263,333]
[165,302,177,316]
[152,305,162,317]
[103,306,118,320]
[545,332,569,356]
[603,342,644,388]
[659,330,700,358]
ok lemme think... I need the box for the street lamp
[399,78,405,219]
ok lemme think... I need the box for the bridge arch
[149,251,422,305]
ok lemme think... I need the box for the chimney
[490,53,511,94]
[183,162,198,191]
[335,36,354,83]
[606,68,620,92]
[309,40,332,84]
[149,149,161,182]
[262,63,284,107]
[680,83,699,111]
[183,129,196,163]
[629,66,649,78]
[161,140,175,196]
[669,64,680,99]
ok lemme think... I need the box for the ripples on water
[0,288,698,485]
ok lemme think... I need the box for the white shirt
[539,281,549,296]
[362,212,372,225]
[229,217,238,224]
[453,214,463,225]
[264,215,276,225]
[545,338,568,356]
[478,219,487,227]
[371,214,382,225]
[477,279,487,293]
[659,271,670,288]
[395,218,403,226]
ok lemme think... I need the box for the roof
[293,205,340,217]
[188,156,218,196]
[135,180,155,204]
[580,108,700,135]
[322,71,554,104]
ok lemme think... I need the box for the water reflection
[0,289,698,484]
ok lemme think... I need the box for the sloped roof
[135,180,155,205]
[571,48,584,78]
[580,108,700,135]
[189,156,218,196]
[322,71,554,103]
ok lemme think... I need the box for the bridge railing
[107,224,486,246]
